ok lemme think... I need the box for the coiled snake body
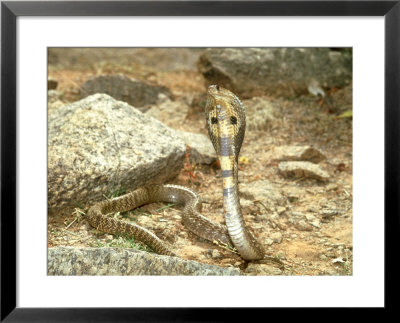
[88,85,265,260]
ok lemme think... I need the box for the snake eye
[216,85,220,91]
[230,116,237,125]
[211,117,218,124]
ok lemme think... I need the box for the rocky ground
[48,48,353,275]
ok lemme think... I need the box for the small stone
[321,209,339,222]
[277,206,286,215]
[322,209,339,216]
[294,220,313,232]
[326,184,339,191]
[273,145,326,163]
[332,257,345,264]
[48,78,58,90]
[211,249,221,259]
[264,238,274,246]
[270,212,280,221]
[278,161,330,182]
[308,79,325,97]
[291,211,305,218]
[270,232,283,244]
[305,214,321,228]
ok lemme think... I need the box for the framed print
[1,0,398,321]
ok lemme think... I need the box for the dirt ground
[48,48,353,275]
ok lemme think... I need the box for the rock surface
[244,263,283,275]
[48,94,186,211]
[198,48,352,98]
[47,247,241,276]
[48,90,65,113]
[278,161,330,181]
[48,89,63,103]
[289,212,315,232]
[177,130,216,164]
[80,74,172,109]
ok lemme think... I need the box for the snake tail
[87,184,232,257]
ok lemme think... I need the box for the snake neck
[219,155,264,260]
[221,157,241,220]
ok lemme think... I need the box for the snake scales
[87,85,265,260]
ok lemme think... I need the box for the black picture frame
[1,1,398,321]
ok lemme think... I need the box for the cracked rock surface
[48,247,240,276]
[48,94,186,212]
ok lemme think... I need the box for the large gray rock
[80,74,172,109]
[48,94,186,211]
[47,247,241,276]
[198,48,352,98]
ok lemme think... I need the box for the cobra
[87,85,265,260]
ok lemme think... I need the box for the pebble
[264,238,274,246]
[294,220,313,232]
[276,206,286,215]
[270,232,283,243]
[48,77,58,90]
[278,161,330,182]
[319,254,328,260]
[273,145,326,163]
[211,249,221,259]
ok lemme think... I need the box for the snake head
[205,85,246,158]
